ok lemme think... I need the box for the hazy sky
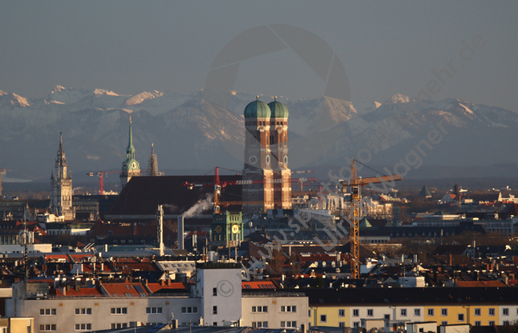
[1,1,517,111]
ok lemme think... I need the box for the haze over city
[1,1,517,111]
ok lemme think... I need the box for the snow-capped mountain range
[1,86,517,182]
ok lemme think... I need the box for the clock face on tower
[132,162,136,169]
[266,155,270,165]
[249,155,258,165]
[232,225,239,234]
[283,155,288,165]
[122,162,127,169]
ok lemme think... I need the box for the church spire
[126,116,135,159]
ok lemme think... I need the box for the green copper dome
[244,99,271,119]
[268,100,289,119]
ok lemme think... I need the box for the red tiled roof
[146,282,186,293]
[55,287,103,297]
[101,282,148,297]
[242,281,276,290]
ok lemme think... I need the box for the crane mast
[342,160,402,279]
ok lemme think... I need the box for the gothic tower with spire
[50,133,74,220]
[120,116,141,188]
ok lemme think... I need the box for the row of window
[281,321,297,328]
[252,321,268,328]
[39,324,56,331]
[39,309,56,316]
[75,308,92,315]
[181,307,198,314]
[252,306,268,313]
[318,307,514,321]
[110,307,128,315]
[146,307,163,314]
[281,305,296,313]
[74,324,92,331]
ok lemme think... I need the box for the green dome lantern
[244,96,271,119]
[268,97,289,119]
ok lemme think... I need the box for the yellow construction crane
[342,160,402,279]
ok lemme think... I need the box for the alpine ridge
[1,87,517,181]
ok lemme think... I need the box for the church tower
[268,98,292,210]
[242,97,274,214]
[147,143,160,176]
[50,133,74,220]
[120,116,141,188]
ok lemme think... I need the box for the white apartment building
[6,263,308,332]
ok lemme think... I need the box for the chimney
[177,215,184,250]
[157,205,164,256]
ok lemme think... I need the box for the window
[458,314,465,322]
[252,306,256,312]
[213,288,217,296]
[504,321,509,326]
[419,329,424,333]
[146,307,163,314]
[252,322,269,328]
[475,308,481,316]
[75,308,92,315]
[40,309,57,316]
[353,309,359,317]
[281,305,296,312]
[428,309,434,316]
[503,308,509,316]
[281,321,297,328]
[441,321,448,326]
[489,308,495,316]
[110,307,127,315]
[367,309,373,317]
[320,315,327,323]
[339,309,345,317]
[415,309,421,316]
[74,324,92,331]
[354,322,360,328]
[339,322,346,328]
[441,309,448,316]
[39,325,57,331]
[401,309,407,317]
[213,306,217,315]
[489,321,495,326]
[475,321,481,326]
[385,314,390,320]
[111,323,127,329]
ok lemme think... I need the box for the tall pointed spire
[126,116,135,159]
[51,132,73,220]
[120,116,141,188]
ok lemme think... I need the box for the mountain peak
[51,85,67,94]
[0,92,30,107]
[124,90,164,106]
[385,93,410,104]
